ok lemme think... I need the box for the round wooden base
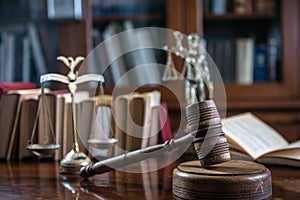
[173,160,272,200]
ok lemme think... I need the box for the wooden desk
[0,160,299,199]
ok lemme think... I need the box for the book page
[264,140,300,152]
[258,148,300,167]
[287,140,300,148]
[222,113,288,159]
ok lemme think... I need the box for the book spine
[113,96,128,155]
[236,37,254,84]
[103,22,130,86]
[254,0,276,14]
[233,0,254,14]
[125,96,144,151]
[202,0,211,14]
[213,38,225,81]
[159,102,173,142]
[1,32,16,82]
[22,36,31,82]
[253,44,267,82]
[28,23,47,76]
[211,0,227,14]
[0,40,3,82]
[6,33,15,82]
[223,38,236,83]
[267,38,278,81]
[6,94,22,160]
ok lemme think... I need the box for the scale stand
[39,56,104,174]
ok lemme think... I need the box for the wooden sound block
[173,160,272,200]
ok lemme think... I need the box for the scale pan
[88,138,117,149]
[27,144,60,157]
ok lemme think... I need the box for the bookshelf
[0,0,92,83]
[0,0,299,142]
[166,0,300,142]
[0,0,167,85]
[168,0,299,99]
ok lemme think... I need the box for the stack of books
[0,84,173,161]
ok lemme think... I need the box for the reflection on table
[0,158,299,199]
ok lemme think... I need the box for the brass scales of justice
[26,56,115,174]
[78,31,273,200]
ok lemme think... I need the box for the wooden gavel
[80,132,195,179]
[80,100,230,179]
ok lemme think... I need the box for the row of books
[0,0,45,20]
[206,36,279,84]
[0,0,83,21]
[91,21,163,87]
[0,83,173,161]
[0,23,48,83]
[92,0,165,17]
[112,91,173,156]
[203,0,276,15]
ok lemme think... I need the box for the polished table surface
[0,159,299,199]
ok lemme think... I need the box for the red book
[159,102,173,142]
[0,82,37,99]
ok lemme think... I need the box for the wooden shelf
[93,13,164,23]
[166,0,300,139]
[2,0,297,141]
[204,13,277,20]
[202,0,299,101]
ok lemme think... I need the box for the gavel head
[186,100,231,167]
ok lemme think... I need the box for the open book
[222,112,300,167]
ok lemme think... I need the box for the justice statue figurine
[40,56,104,174]
[165,31,231,166]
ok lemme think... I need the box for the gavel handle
[80,133,194,179]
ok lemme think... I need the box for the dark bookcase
[0,0,299,141]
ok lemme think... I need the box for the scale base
[60,149,91,174]
[173,160,272,200]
